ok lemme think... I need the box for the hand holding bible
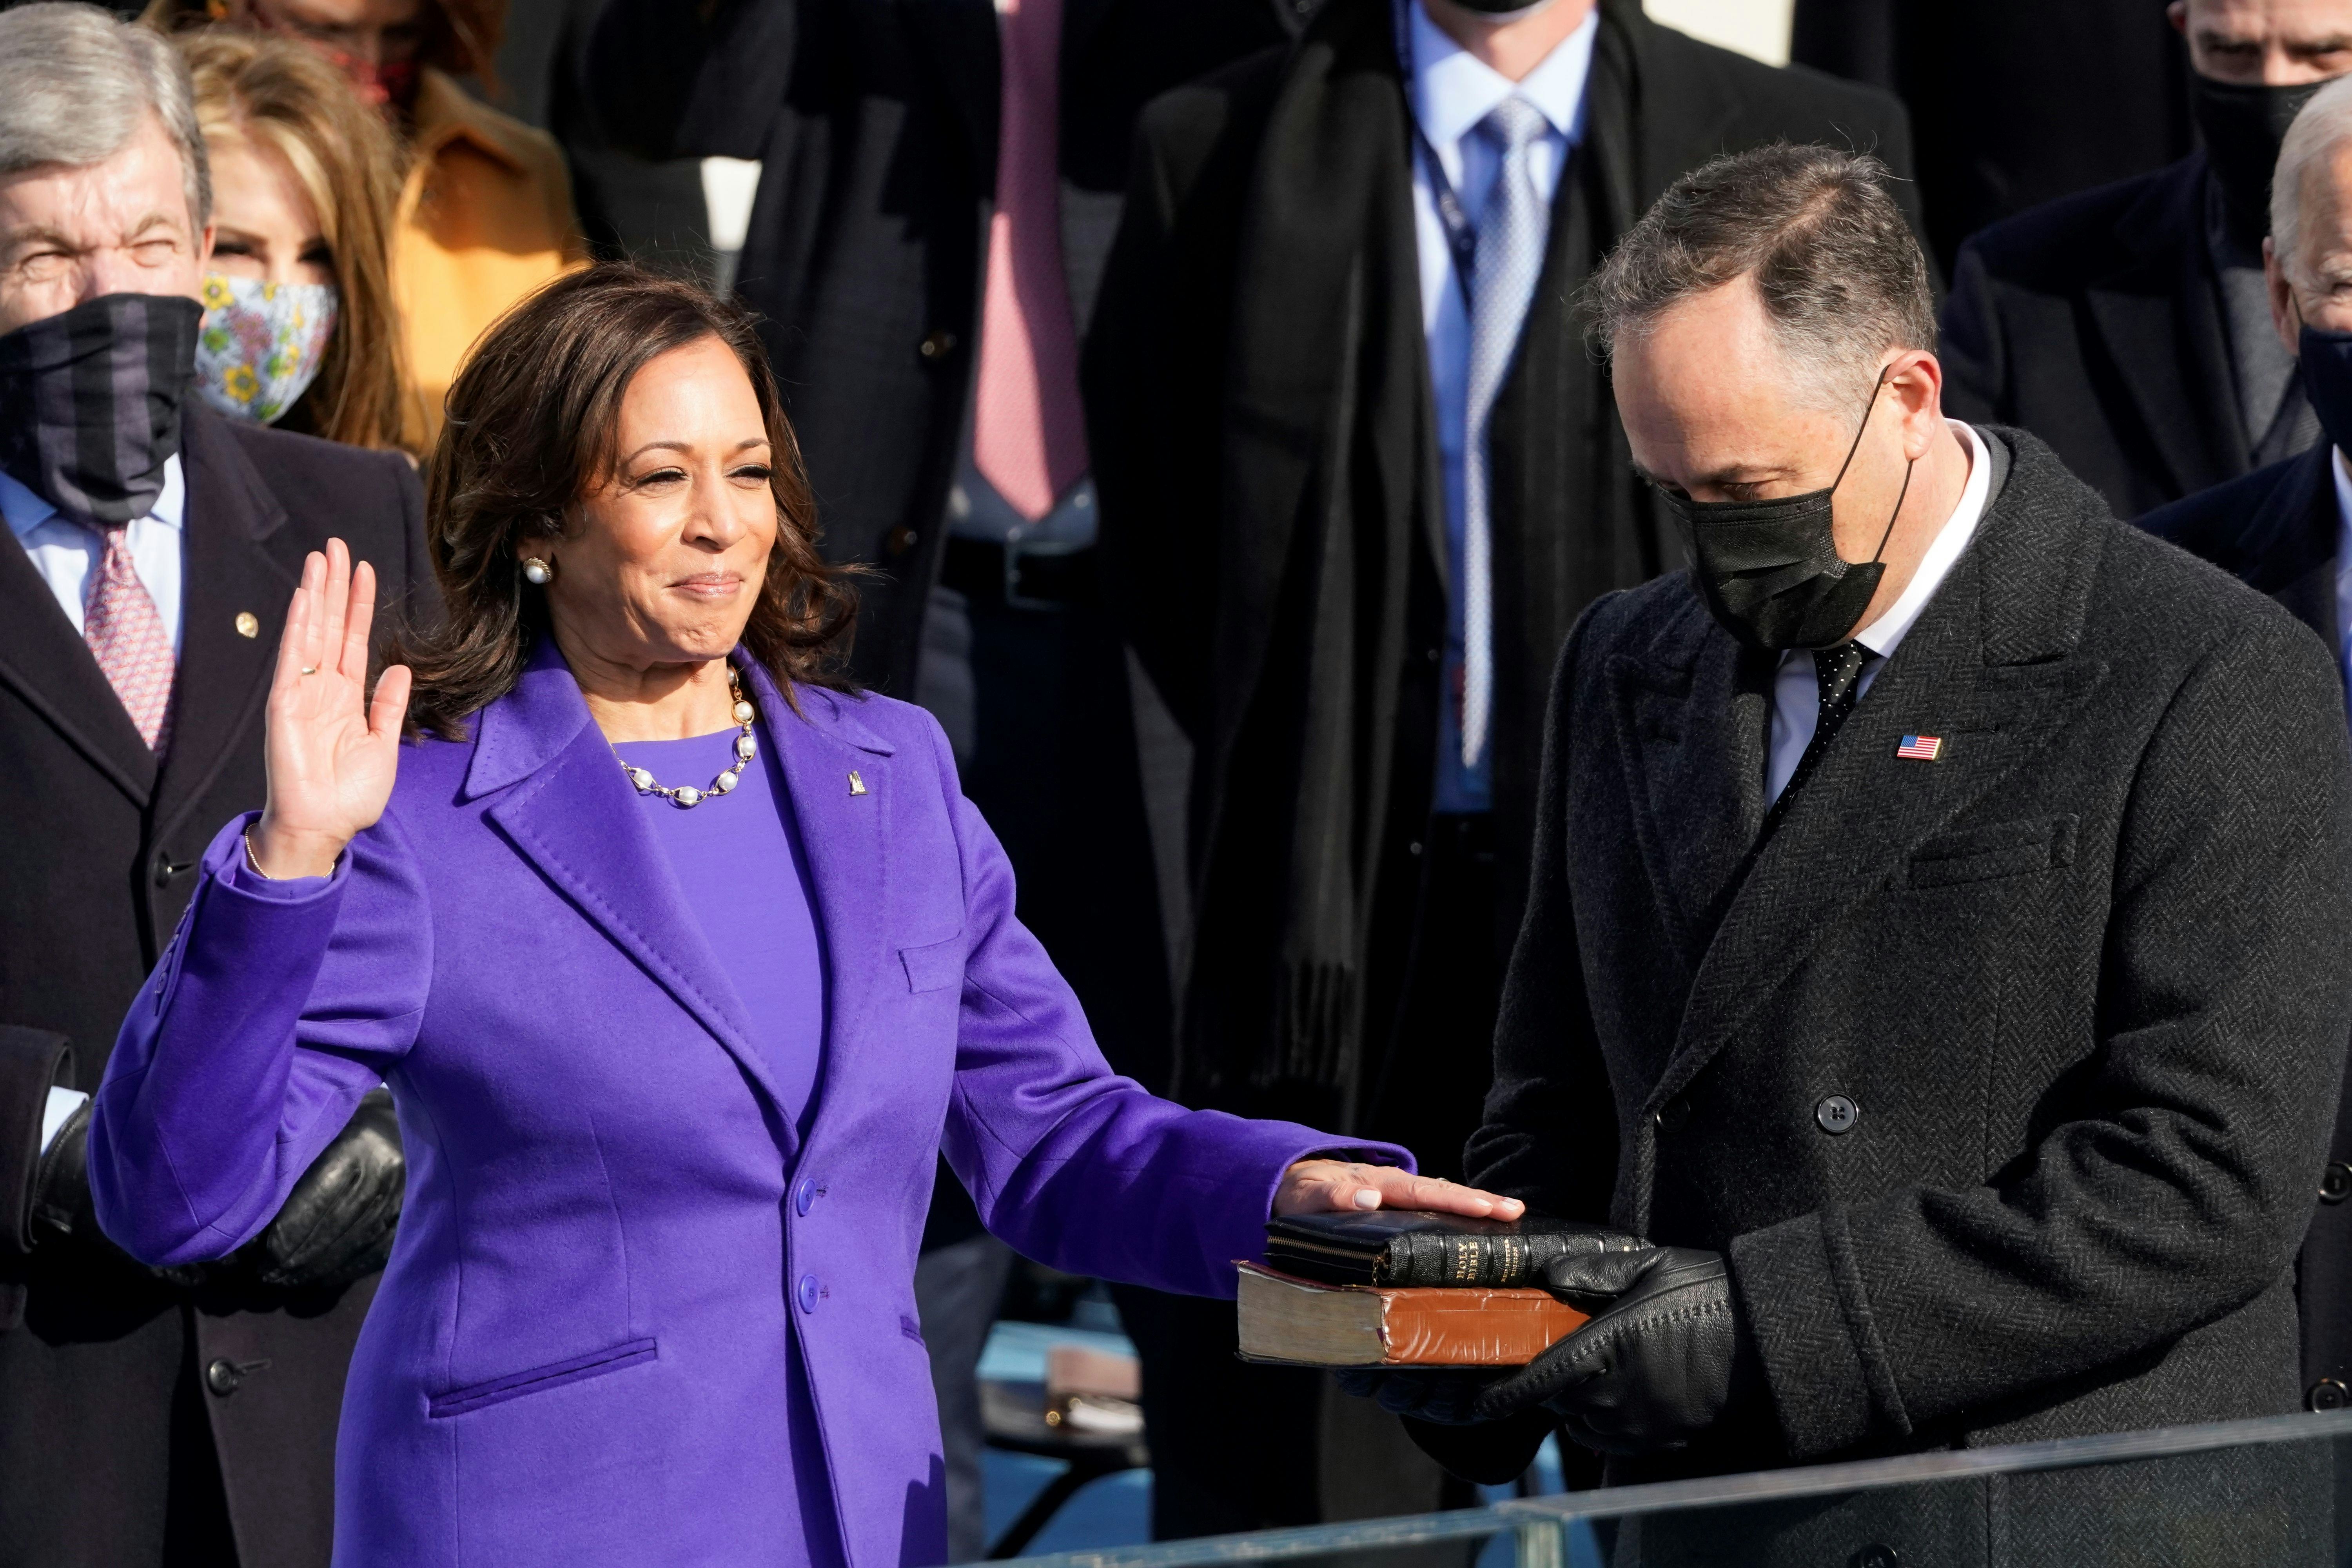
[248,538,412,879]
[1470,1245,1764,1454]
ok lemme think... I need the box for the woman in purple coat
[86,266,1521,1567]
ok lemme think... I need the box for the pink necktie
[972,0,1089,522]
[84,526,175,753]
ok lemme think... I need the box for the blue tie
[1460,95,1552,777]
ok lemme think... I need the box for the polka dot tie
[1761,641,1866,837]
[82,525,175,754]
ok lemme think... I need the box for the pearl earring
[522,557,554,586]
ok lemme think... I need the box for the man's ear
[2266,238,2303,358]
[1889,348,1945,460]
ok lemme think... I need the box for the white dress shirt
[1405,0,1598,812]
[2,455,187,654]
[1765,421,1992,805]
[5,456,187,1151]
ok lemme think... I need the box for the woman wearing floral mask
[152,0,587,451]
[181,30,409,450]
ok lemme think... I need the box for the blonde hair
[178,29,410,451]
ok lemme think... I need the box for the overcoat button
[918,329,958,361]
[887,526,920,555]
[1850,1547,1899,1568]
[2323,1164,2352,1204]
[795,1178,817,1217]
[205,1358,243,1396]
[1816,1095,1860,1135]
[2309,1377,2349,1411]
[798,1274,820,1314]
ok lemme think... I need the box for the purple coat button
[795,1178,817,1216]
[797,1274,819,1314]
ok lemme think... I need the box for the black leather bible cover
[1263,1210,1639,1287]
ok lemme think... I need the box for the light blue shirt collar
[0,452,186,541]
[1406,0,1597,157]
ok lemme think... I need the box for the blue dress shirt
[1404,0,1597,811]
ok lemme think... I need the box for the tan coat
[393,69,586,451]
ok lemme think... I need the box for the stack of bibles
[1236,1210,1634,1368]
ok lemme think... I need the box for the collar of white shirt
[0,453,186,542]
[1407,0,1599,160]
[1850,419,1991,662]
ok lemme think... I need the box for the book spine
[1386,1234,1552,1287]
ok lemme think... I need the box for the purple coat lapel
[465,644,792,1134]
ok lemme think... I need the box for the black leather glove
[1470,1245,1763,1455]
[1334,1367,1501,1425]
[238,1089,403,1293]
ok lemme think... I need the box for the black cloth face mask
[2299,318,2352,454]
[1661,368,1914,653]
[2192,75,2325,251]
[0,292,202,530]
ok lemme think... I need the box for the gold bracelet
[242,830,275,881]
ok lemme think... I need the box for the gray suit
[1448,428,2352,1563]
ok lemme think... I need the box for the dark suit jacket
[2141,439,2352,1414]
[1089,0,1915,1130]
[583,0,1296,694]
[1429,429,2351,1565]
[0,402,431,1568]
[1942,154,2249,520]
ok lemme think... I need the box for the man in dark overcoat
[1379,142,2352,1567]
[1938,0,2352,518]
[2140,70,2352,1419]
[1087,0,1913,1536]
[0,9,426,1563]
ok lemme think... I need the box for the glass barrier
[1000,1408,2352,1568]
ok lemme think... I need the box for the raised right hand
[248,538,412,879]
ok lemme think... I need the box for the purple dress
[85,644,1408,1567]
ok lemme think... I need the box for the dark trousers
[1120,814,1506,1551]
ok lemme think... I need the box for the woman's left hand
[1272,1160,1526,1220]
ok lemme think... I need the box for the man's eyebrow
[0,224,82,254]
[123,212,184,241]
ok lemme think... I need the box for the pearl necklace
[615,668,759,809]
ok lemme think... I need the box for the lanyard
[1394,0,1480,304]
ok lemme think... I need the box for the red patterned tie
[971,0,1088,521]
[83,526,175,753]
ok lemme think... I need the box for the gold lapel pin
[848,771,867,796]
[234,611,260,639]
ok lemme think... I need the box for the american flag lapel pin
[1895,734,1944,762]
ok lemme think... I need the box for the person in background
[0,7,432,1566]
[182,29,410,452]
[580,0,1297,1552]
[1789,0,2192,276]
[1086,0,1913,1540]
[2141,73,2352,1419]
[1941,0,2352,518]
[146,0,586,448]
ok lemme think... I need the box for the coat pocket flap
[899,934,965,993]
[1906,814,2078,890]
[428,1337,658,1418]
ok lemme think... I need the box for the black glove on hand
[1470,1245,1762,1455]
[1333,1367,1501,1425]
[241,1088,403,1293]
[31,1097,211,1287]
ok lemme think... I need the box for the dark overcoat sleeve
[1731,611,2352,1461]
[0,1029,74,1260]
[584,0,795,162]
[1936,241,2007,427]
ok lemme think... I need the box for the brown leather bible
[1233,1263,1590,1367]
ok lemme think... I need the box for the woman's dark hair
[392,263,859,740]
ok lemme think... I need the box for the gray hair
[1585,143,1934,407]
[0,4,211,229]
[2274,75,2352,280]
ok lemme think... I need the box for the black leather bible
[1263,1210,1639,1288]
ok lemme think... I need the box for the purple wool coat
[88,646,1403,1566]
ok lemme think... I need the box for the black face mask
[0,293,201,530]
[2300,320,2352,455]
[1661,370,1914,653]
[2192,74,2326,251]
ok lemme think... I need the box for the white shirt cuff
[39,1087,89,1155]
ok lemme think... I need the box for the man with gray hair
[1356,142,2352,1564]
[0,6,430,1564]
[2146,69,2352,1423]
